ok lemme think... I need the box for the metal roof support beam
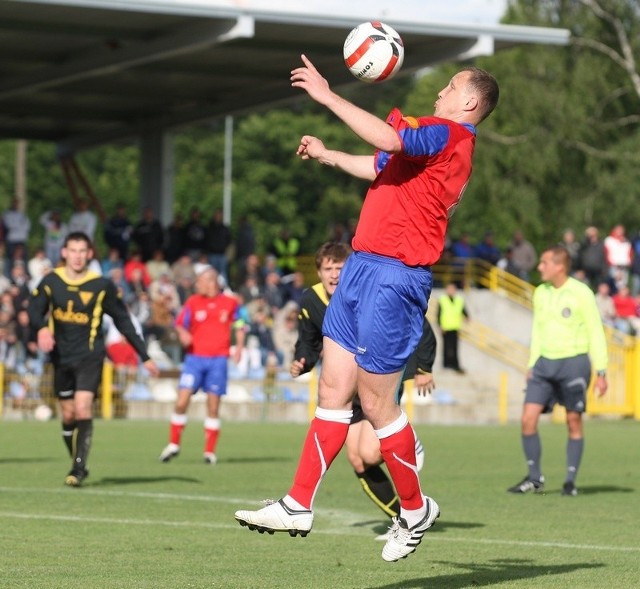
[140,129,174,225]
[0,15,255,102]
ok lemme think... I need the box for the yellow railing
[0,361,128,420]
[432,258,534,308]
[459,318,530,371]
[433,259,640,419]
[301,257,640,421]
[587,328,640,419]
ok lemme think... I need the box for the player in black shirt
[28,232,159,486]
[290,242,436,532]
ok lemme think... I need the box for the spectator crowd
[0,200,314,407]
[1,194,639,407]
[445,224,640,335]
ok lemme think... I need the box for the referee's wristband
[596,370,606,378]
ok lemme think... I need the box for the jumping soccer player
[289,242,436,534]
[235,55,499,562]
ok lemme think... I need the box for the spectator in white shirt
[27,248,53,290]
[2,198,31,274]
[68,199,97,241]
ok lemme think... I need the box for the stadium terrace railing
[432,257,534,308]
[432,258,640,420]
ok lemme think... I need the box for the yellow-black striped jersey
[28,267,150,366]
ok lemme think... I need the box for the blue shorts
[323,251,432,374]
[179,355,228,396]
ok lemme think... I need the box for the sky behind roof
[224,0,509,25]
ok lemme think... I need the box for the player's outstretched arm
[291,54,401,154]
[296,135,376,181]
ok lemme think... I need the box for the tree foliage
[0,0,639,258]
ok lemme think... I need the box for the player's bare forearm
[176,326,192,348]
[297,136,375,181]
[233,329,246,364]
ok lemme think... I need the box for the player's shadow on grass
[0,457,57,464]
[90,476,202,486]
[565,485,634,495]
[367,520,484,536]
[372,559,605,589]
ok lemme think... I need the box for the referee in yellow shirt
[508,245,608,497]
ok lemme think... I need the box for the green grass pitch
[0,418,638,588]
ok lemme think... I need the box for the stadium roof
[0,0,570,151]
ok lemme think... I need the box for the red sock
[288,408,351,509]
[169,413,187,445]
[378,419,423,510]
[204,418,221,453]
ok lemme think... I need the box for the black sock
[62,421,76,457]
[73,419,93,472]
[356,464,400,518]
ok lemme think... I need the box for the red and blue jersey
[352,108,476,267]
[176,293,240,357]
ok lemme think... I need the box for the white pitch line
[0,486,246,504]
[0,511,233,529]
[432,535,640,553]
[0,509,638,553]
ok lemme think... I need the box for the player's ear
[464,95,479,113]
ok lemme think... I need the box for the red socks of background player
[204,417,221,454]
[169,413,187,445]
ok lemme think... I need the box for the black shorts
[525,354,591,413]
[351,394,364,424]
[54,356,104,400]
[350,383,405,425]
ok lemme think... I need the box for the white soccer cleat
[159,443,180,463]
[234,499,314,537]
[381,496,440,562]
[203,452,217,465]
[415,438,425,472]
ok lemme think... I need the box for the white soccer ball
[343,21,404,83]
[34,404,53,422]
